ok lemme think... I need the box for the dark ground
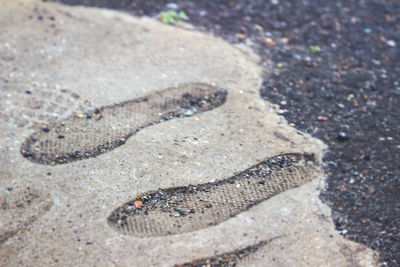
[48,0,400,265]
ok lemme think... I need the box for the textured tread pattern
[175,237,279,267]
[108,154,318,237]
[0,79,91,129]
[20,83,227,164]
[0,187,53,244]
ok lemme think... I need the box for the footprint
[174,237,280,267]
[0,187,53,244]
[107,153,318,237]
[20,83,227,165]
[1,80,92,129]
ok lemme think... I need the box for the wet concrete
[0,1,378,266]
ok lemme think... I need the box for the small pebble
[363,28,372,34]
[134,201,143,208]
[184,110,193,116]
[177,209,186,216]
[336,131,349,142]
[166,3,178,10]
[387,40,396,47]
[236,33,247,40]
